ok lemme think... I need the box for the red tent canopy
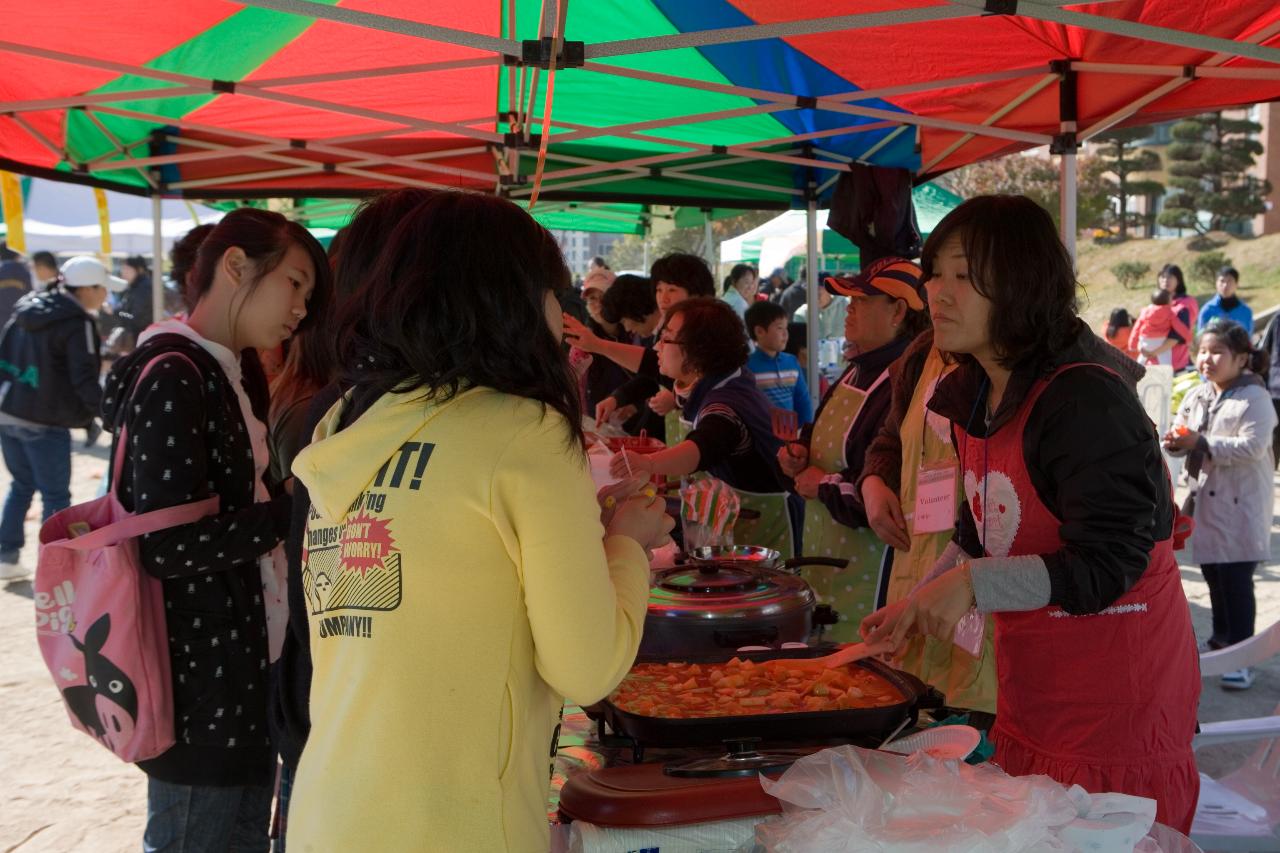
[0,1,1276,205]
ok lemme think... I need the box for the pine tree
[1092,126,1163,239]
[1157,111,1271,234]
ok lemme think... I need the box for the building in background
[551,230,624,280]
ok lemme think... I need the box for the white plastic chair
[1191,620,1280,851]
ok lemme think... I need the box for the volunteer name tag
[913,463,958,534]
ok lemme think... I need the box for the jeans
[143,778,272,853]
[1201,561,1257,648]
[0,424,71,558]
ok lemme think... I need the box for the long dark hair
[921,195,1077,369]
[190,208,332,346]
[334,191,584,450]
[1159,263,1187,298]
[1106,307,1132,340]
[187,209,331,422]
[270,190,438,427]
[171,223,216,313]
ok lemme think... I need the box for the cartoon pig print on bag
[61,614,138,753]
[964,470,1022,557]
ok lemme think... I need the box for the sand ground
[1,443,1277,852]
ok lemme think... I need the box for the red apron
[956,365,1201,833]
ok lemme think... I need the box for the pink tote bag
[34,352,217,762]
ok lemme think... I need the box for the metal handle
[780,556,850,573]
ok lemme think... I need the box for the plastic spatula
[770,407,799,442]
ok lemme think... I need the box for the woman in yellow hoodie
[289,192,672,852]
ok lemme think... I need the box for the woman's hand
[606,490,676,553]
[792,466,825,500]
[595,396,618,427]
[648,388,677,416]
[597,476,652,527]
[563,313,603,354]
[862,475,910,552]
[776,443,809,478]
[860,598,908,643]
[609,449,654,479]
[866,565,975,650]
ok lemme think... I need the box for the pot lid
[663,739,808,778]
[658,565,759,594]
[648,563,814,621]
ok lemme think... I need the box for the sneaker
[0,558,29,583]
[1220,668,1255,690]
[1198,638,1227,654]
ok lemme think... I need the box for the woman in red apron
[863,195,1200,833]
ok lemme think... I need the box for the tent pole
[1056,63,1079,266]
[703,209,714,275]
[1059,153,1077,264]
[642,222,651,272]
[805,195,820,412]
[151,194,164,326]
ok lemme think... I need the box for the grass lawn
[1076,231,1280,332]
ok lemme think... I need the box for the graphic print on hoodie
[301,439,431,636]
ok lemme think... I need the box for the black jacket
[117,274,154,338]
[102,333,291,786]
[270,382,344,770]
[0,290,102,428]
[0,258,31,330]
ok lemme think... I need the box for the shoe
[1220,668,1255,690]
[1198,638,1227,654]
[0,558,29,583]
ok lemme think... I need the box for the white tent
[721,209,836,275]
[721,182,964,273]
[0,178,224,256]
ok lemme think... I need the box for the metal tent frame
[2,0,1279,396]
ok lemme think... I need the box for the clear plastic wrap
[754,745,1164,853]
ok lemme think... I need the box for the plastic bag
[755,745,1158,852]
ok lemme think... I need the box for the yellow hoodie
[288,387,649,852]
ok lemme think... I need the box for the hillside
[1075,231,1280,330]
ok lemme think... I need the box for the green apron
[888,347,997,713]
[731,488,794,558]
[678,406,795,558]
[665,407,690,448]
[800,369,890,643]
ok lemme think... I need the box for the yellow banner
[0,172,25,254]
[94,188,111,258]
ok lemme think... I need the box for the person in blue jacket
[1198,266,1252,334]
[745,300,812,425]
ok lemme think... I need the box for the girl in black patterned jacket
[102,208,331,853]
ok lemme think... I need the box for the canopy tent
[0,177,225,255]
[0,1,1277,208]
[721,181,963,272]
[3,0,1279,404]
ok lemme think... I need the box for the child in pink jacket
[1129,289,1192,366]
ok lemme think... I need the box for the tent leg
[151,195,164,326]
[805,197,820,413]
[642,226,651,272]
[703,208,714,274]
[1059,151,1077,265]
